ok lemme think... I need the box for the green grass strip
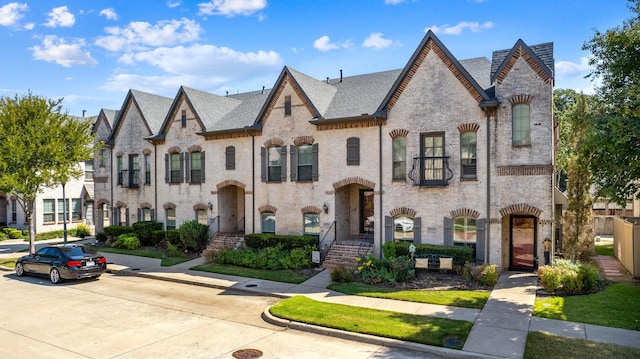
[328,282,489,309]
[525,331,640,359]
[595,245,614,256]
[533,283,640,330]
[270,296,472,349]
[190,264,309,284]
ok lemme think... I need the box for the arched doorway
[216,180,246,234]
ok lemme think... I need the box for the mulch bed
[372,270,494,291]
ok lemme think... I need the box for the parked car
[15,245,107,284]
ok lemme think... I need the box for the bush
[167,242,185,258]
[244,233,316,250]
[112,233,141,250]
[463,263,499,286]
[74,223,91,238]
[214,244,315,270]
[104,226,134,241]
[95,232,108,243]
[166,229,180,246]
[330,265,354,283]
[2,227,23,239]
[538,259,603,294]
[132,221,164,246]
[178,220,209,251]
[356,254,413,284]
[382,241,473,265]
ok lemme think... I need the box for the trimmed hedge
[382,241,473,265]
[104,225,135,240]
[132,221,164,246]
[244,233,317,250]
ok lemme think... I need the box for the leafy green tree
[562,95,595,261]
[0,92,95,253]
[583,0,640,205]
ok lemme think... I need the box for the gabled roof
[91,109,116,137]
[107,89,172,144]
[490,40,554,85]
[152,86,242,140]
[208,89,271,132]
[377,30,492,115]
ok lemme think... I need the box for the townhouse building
[95,31,557,271]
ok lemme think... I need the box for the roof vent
[340,69,343,82]
[326,77,329,84]
[226,91,228,97]
[262,86,265,94]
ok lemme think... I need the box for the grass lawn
[595,244,614,256]
[190,263,310,284]
[269,296,472,349]
[328,282,489,309]
[91,245,191,267]
[533,283,640,330]
[0,257,18,269]
[525,331,640,359]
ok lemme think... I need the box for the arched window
[261,212,275,233]
[512,103,531,146]
[460,131,477,179]
[393,215,414,241]
[166,208,176,230]
[392,136,407,180]
[303,213,320,240]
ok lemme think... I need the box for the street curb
[261,305,498,359]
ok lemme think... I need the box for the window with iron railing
[408,132,453,186]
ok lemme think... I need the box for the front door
[360,190,374,234]
[510,215,537,270]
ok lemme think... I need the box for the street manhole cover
[245,283,258,287]
[232,349,263,358]
[443,336,462,347]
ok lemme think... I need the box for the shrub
[95,232,107,243]
[178,220,208,251]
[383,241,473,265]
[112,233,141,250]
[356,254,413,284]
[463,263,499,286]
[330,265,354,283]
[244,233,316,250]
[74,223,91,238]
[2,227,23,239]
[214,244,314,270]
[538,259,603,294]
[167,242,185,258]
[166,229,180,246]
[104,226,134,241]
[132,221,164,246]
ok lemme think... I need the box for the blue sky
[0,0,632,117]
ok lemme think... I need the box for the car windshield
[59,246,97,257]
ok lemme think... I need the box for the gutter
[479,100,499,264]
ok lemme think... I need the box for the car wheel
[50,268,61,284]
[15,262,24,277]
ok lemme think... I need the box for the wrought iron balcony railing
[408,156,453,187]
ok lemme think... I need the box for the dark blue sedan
[15,245,107,284]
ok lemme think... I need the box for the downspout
[485,108,491,264]
[377,115,383,258]
[109,144,114,227]
[246,127,255,233]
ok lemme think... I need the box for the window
[102,203,109,219]
[170,153,181,183]
[196,209,207,225]
[129,154,139,188]
[284,95,291,116]
[43,199,55,222]
[145,154,151,184]
[454,216,477,243]
[140,208,152,222]
[11,199,17,222]
[512,104,531,146]
[460,132,477,179]
[71,199,82,221]
[98,148,106,167]
[393,215,414,241]
[181,109,187,127]
[225,146,235,170]
[261,212,275,233]
[392,136,406,180]
[117,156,124,186]
[420,133,447,185]
[166,209,176,230]
[346,137,360,165]
[303,213,320,239]
[190,151,203,183]
[57,199,68,222]
[268,147,282,182]
[85,160,94,180]
[297,145,313,181]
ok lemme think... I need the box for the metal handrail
[233,216,245,234]
[318,220,337,263]
[357,240,373,258]
[408,156,453,186]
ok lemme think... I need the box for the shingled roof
[490,41,554,84]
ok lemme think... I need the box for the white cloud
[45,6,75,28]
[362,33,393,49]
[99,8,118,21]
[0,2,28,27]
[167,1,182,8]
[95,18,202,52]
[426,21,493,35]
[384,0,406,4]
[118,43,282,77]
[23,22,34,30]
[198,0,267,17]
[30,35,97,67]
[555,57,590,79]
[313,35,352,52]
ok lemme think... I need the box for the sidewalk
[2,244,639,358]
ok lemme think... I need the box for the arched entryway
[332,177,376,243]
[216,180,246,234]
[500,204,541,271]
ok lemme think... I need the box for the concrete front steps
[321,240,373,269]
[204,233,245,254]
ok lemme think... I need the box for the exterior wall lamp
[207,202,213,211]
[323,203,329,213]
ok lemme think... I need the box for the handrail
[318,220,337,264]
[233,216,245,234]
[207,215,219,238]
[357,240,373,258]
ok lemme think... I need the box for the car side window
[35,248,48,256]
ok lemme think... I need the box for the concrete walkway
[2,239,639,359]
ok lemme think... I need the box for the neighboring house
[93,109,117,234]
[1,115,97,235]
[14,31,555,271]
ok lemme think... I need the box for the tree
[0,92,95,254]
[583,0,640,205]
[561,95,595,261]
